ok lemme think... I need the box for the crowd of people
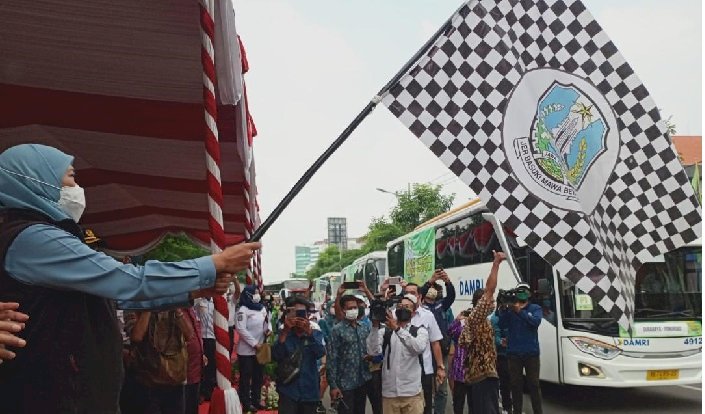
[0,144,548,414]
[272,251,546,414]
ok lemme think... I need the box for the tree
[389,183,455,233]
[360,217,404,253]
[142,233,209,262]
[305,245,363,280]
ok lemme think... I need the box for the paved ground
[322,382,702,413]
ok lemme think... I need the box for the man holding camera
[327,295,372,414]
[420,270,456,414]
[498,283,543,414]
[366,294,428,414]
[458,250,506,414]
[273,297,326,414]
[404,283,446,414]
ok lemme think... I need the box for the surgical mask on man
[252,293,261,303]
[59,185,86,222]
[345,309,358,321]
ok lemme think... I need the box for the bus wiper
[646,310,696,318]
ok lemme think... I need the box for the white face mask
[59,185,86,223]
[345,309,358,321]
[252,294,261,303]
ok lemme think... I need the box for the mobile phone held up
[295,309,307,319]
[342,281,359,290]
[387,276,402,285]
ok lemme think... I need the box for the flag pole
[249,10,459,242]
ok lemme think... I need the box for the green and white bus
[341,251,388,294]
[386,199,702,386]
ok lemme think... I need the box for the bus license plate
[646,370,679,381]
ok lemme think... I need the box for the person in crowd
[236,285,272,413]
[128,308,194,414]
[448,310,471,414]
[0,301,28,361]
[404,283,446,414]
[458,251,506,413]
[273,297,326,414]
[420,270,456,414]
[491,309,512,414]
[227,282,239,357]
[0,143,260,413]
[327,295,372,414]
[498,283,543,414]
[318,300,337,406]
[367,294,428,414]
[183,306,205,414]
[196,297,217,402]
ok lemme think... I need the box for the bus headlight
[569,336,622,360]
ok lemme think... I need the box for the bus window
[435,222,456,269]
[388,242,404,276]
[455,213,503,267]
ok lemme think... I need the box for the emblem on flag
[504,69,619,212]
[382,0,702,331]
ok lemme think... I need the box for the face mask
[252,294,261,303]
[516,291,530,302]
[58,185,86,223]
[345,309,358,320]
[395,307,413,322]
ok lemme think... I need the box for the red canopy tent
[0,0,260,271]
[0,2,259,410]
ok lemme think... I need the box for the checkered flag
[382,0,702,332]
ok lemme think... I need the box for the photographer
[366,295,428,414]
[273,298,326,414]
[420,270,456,414]
[458,251,506,414]
[498,283,543,414]
[327,295,371,414]
[404,283,446,414]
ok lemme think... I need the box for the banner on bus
[404,227,436,285]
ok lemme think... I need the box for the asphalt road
[322,382,702,413]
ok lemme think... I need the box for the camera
[369,296,402,321]
[497,288,520,305]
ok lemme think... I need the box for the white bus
[311,272,342,307]
[341,251,388,294]
[386,199,702,387]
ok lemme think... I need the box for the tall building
[327,217,348,251]
[294,244,321,276]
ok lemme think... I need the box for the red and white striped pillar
[199,1,240,413]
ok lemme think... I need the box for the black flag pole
[248,10,460,242]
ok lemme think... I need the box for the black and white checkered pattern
[383,0,702,332]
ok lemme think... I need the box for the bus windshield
[633,246,702,320]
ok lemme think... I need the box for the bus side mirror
[537,278,551,295]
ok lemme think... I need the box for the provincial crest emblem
[503,69,620,213]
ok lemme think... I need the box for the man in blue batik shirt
[327,295,372,414]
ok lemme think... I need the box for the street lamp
[376,187,398,196]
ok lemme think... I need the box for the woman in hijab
[0,144,261,413]
[236,285,271,413]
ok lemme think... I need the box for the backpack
[381,326,426,375]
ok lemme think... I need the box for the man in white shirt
[367,295,428,414]
[405,283,446,414]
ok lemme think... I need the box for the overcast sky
[234,0,702,283]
